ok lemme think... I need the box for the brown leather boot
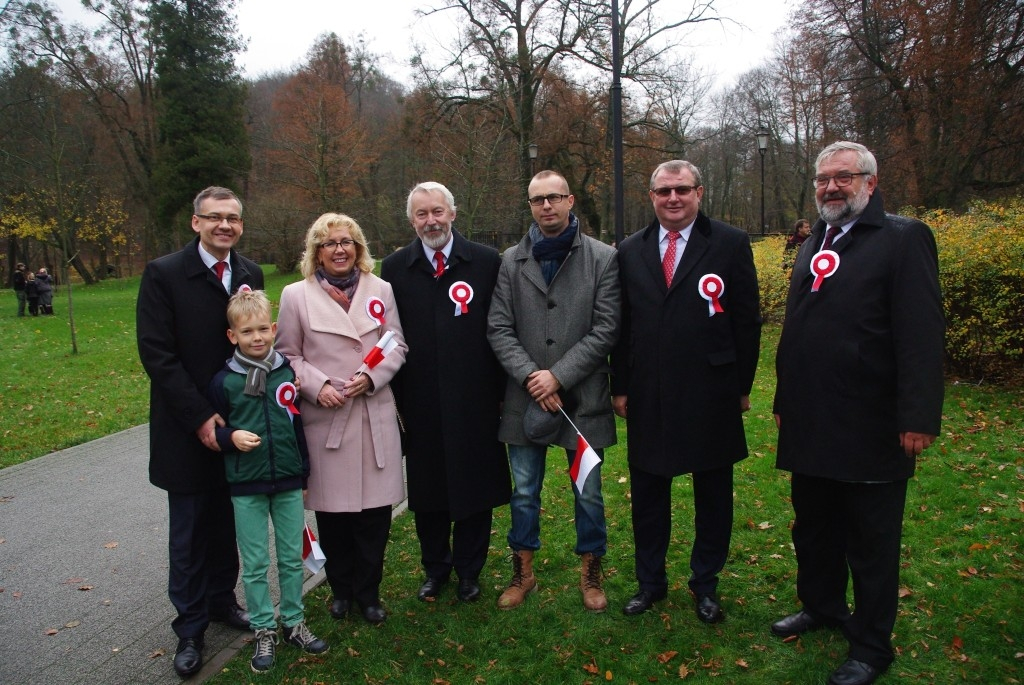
[497,550,537,610]
[579,552,607,612]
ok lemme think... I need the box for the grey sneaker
[250,628,278,673]
[283,621,329,654]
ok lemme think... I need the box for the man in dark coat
[137,186,263,678]
[381,182,510,604]
[771,142,944,685]
[611,160,761,624]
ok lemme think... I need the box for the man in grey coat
[487,170,620,613]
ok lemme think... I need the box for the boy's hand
[231,430,262,452]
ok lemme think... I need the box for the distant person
[35,267,54,315]
[381,182,510,604]
[612,160,762,624]
[783,219,812,273]
[25,271,39,316]
[276,213,407,626]
[771,141,944,685]
[137,186,262,678]
[487,170,620,612]
[13,262,27,317]
[207,290,328,673]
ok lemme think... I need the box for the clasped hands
[318,374,373,409]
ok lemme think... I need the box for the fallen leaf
[951,636,964,651]
[678,663,691,678]
[12,592,22,599]
[103,542,118,549]
[757,521,772,530]
[45,628,58,636]
[65,621,80,628]
[605,671,613,680]
[735,658,749,668]
[149,648,165,659]
[967,542,987,551]
[656,650,678,664]
[583,661,599,675]
[78,585,94,592]
[898,587,913,598]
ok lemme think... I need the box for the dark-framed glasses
[320,239,356,250]
[196,213,242,226]
[812,172,871,188]
[652,185,698,198]
[527,194,570,207]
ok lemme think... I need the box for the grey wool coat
[487,225,621,450]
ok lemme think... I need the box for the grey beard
[817,186,870,225]
[420,225,451,250]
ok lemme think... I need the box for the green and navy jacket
[207,353,310,497]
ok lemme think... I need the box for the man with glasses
[612,160,762,624]
[381,182,511,605]
[771,142,943,685]
[487,170,620,612]
[137,186,263,678]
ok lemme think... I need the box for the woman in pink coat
[276,213,407,625]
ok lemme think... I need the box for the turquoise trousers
[231,489,305,630]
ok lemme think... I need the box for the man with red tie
[771,142,944,685]
[612,160,762,624]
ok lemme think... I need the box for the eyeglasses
[527,194,570,207]
[812,172,871,188]
[196,214,242,226]
[652,185,698,198]
[320,239,356,250]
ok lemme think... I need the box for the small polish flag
[362,330,399,370]
[569,433,602,493]
[302,523,326,574]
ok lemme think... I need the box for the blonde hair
[298,213,375,278]
[226,289,272,329]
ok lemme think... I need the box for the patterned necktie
[662,231,680,286]
[433,252,445,278]
[822,226,842,250]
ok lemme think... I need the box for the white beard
[817,184,871,226]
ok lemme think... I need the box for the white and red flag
[361,330,399,370]
[569,433,602,493]
[302,523,326,574]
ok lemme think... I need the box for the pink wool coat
[276,275,408,513]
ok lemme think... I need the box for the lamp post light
[528,142,538,175]
[756,128,769,235]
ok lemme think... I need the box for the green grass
[1,275,1021,683]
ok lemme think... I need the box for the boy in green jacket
[208,290,328,673]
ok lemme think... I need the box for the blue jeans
[507,443,606,556]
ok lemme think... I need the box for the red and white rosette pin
[698,274,726,317]
[448,281,474,316]
[237,284,252,293]
[365,296,386,327]
[276,382,300,415]
[810,250,840,292]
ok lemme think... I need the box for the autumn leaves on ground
[2,281,1020,684]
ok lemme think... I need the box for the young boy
[207,290,329,673]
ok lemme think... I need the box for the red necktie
[214,261,226,280]
[433,252,445,278]
[662,231,680,286]
[822,226,842,250]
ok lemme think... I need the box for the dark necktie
[822,226,842,250]
[662,231,680,286]
[433,252,445,278]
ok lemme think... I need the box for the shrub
[751,235,790,323]
[924,198,1024,380]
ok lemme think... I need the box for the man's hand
[231,430,262,452]
[197,414,225,451]
[900,431,936,457]
[740,395,751,412]
[525,370,561,402]
[613,395,627,418]
[773,413,781,429]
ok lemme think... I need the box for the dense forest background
[2,0,1021,284]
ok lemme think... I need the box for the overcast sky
[53,0,794,88]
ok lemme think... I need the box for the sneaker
[250,628,278,673]
[283,621,329,654]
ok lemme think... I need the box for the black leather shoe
[417,576,447,601]
[622,589,666,616]
[361,604,387,625]
[771,610,823,637]
[828,659,883,685]
[456,578,481,602]
[173,637,203,678]
[329,598,350,619]
[209,603,250,631]
[695,593,724,624]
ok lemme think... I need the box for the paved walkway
[0,426,405,684]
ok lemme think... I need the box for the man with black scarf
[487,170,620,613]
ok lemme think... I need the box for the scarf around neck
[315,267,360,310]
[233,347,279,396]
[530,213,578,285]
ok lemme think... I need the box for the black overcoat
[381,231,511,520]
[137,237,264,493]
[611,213,762,476]
[773,191,944,481]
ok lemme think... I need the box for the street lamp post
[528,143,538,176]
[756,128,769,235]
